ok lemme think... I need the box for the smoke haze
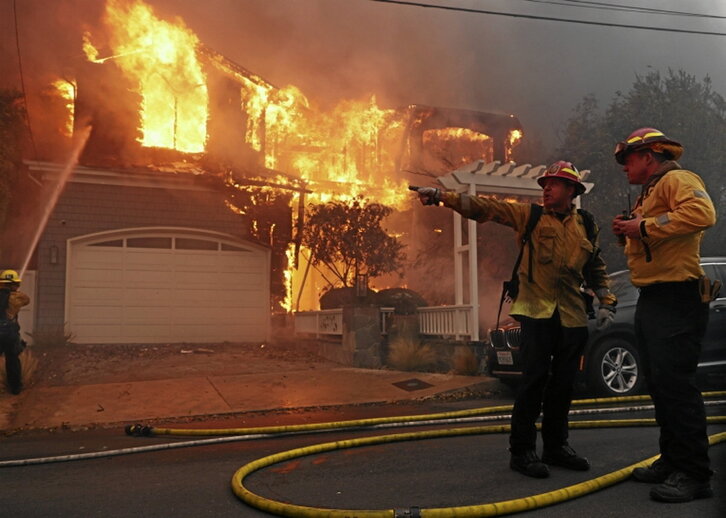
[3,0,725,152]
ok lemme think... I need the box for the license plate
[497,350,514,366]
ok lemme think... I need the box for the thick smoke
[4,0,725,153]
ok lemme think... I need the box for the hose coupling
[394,507,421,518]
[125,424,153,436]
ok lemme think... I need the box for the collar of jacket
[640,160,681,199]
[543,204,577,216]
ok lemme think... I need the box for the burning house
[8,0,526,346]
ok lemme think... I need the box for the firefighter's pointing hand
[414,187,441,206]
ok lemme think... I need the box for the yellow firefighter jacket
[3,289,30,320]
[626,162,716,286]
[441,192,614,328]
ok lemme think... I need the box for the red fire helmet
[614,127,683,164]
[536,160,586,195]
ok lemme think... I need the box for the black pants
[509,311,588,453]
[635,280,712,481]
[1,328,22,393]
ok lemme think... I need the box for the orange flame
[52,79,76,137]
[94,0,208,153]
[505,129,523,161]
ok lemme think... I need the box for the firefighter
[0,269,30,395]
[612,128,716,503]
[415,161,617,478]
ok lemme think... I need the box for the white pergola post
[440,160,593,343]
[452,182,480,341]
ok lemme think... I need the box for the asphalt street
[1,398,725,518]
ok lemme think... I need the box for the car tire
[588,337,644,397]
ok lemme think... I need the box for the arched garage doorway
[66,227,270,344]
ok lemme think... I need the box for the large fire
[59,0,520,313]
[85,0,208,153]
[51,79,76,137]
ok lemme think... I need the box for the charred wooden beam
[197,44,277,90]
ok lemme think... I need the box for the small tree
[0,89,30,265]
[0,90,27,232]
[303,197,405,288]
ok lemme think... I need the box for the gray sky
[2,0,725,148]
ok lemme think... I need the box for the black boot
[542,444,590,471]
[632,458,673,483]
[649,471,713,503]
[510,450,550,478]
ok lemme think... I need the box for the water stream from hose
[18,126,92,277]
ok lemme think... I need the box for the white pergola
[436,160,593,341]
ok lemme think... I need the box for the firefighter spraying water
[0,270,30,395]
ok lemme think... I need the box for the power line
[368,0,726,36]
[12,0,38,160]
[556,0,726,19]
[520,0,726,19]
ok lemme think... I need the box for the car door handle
[713,303,726,312]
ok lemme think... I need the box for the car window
[609,270,639,303]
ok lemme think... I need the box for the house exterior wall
[34,169,250,336]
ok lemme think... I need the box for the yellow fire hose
[225,392,726,517]
[231,419,726,518]
[131,391,726,437]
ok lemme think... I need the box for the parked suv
[485,257,726,396]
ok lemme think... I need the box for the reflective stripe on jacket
[441,192,613,328]
[627,164,716,286]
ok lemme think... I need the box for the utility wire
[368,0,726,37]
[557,0,726,19]
[519,0,726,19]
[12,0,38,159]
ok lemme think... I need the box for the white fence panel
[294,306,472,340]
[294,307,396,337]
[293,309,343,336]
[417,305,472,339]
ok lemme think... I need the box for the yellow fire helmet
[0,270,21,284]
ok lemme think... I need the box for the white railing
[417,305,472,340]
[294,305,472,340]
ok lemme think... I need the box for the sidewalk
[0,366,500,433]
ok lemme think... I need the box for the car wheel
[588,338,644,397]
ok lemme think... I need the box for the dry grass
[452,346,480,376]
[26,326,75,348]
[386,337,438,372]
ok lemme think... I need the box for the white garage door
[67,228,270,344]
